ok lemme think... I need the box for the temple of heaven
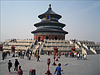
[31,4,68,41]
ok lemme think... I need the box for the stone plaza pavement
[0,52,100,75]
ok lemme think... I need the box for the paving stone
[0,52,100,75]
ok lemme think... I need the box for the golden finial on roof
[49,4,51,8]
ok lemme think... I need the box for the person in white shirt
[74,52,76,57]
[77,53,80,60]
[84,54,87,60]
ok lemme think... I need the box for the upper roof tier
[38,4,62,19]
[34,20,66,27]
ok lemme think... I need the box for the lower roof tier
[31,28,68,34]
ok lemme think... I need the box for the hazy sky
[0,0,100,43]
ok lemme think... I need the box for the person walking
[18,52,20,57]
[82,54,84,59]
[20,52,22,58]
[14,59,19,71]
[26,53,29,60]
[80,53,82,60]
[18,66,23,75]
[22,52,24,59]
[77,53,80,60]
[29,53,31,60]
[84,54,87,60]
[2,52,5,60]
[74,52,76,57]
[37,54,40,62]
[8,60,12,73]
[54,63,63,75]
[36,53,38,59]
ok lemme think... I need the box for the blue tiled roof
[38,8,62,19]
[34,20,65,27]
[31,28,68,34]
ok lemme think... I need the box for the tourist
[37,54,40,62]
[66,52,69,57]
[77,53,80,60]
[65,52,66,57]
[18,66,23,75]
[69,52,71,57]
[65,52,68,57]
[8,60,12,73]
[3,52,6,58]
[9,51,10,56]
[26,53,29,60]
[54,63,63,75]
[20,52,22,58]
[34,52,36,57]
[80,53,82,59]
[29,53,31,60]
[82,54,84,59]
[5,52,7,58]
[33,52,34,54]
[2,52,5,60]
[12,53,15,57]
[14,59,19,71]
[22,52,24,59]
[36,53,38,59]
[18,52,20,57]
[48,51,50,55]
[30,51,32,56]
[74,52,77,57]
[71,52,74,57]
[84,54,87,60]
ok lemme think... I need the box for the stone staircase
[75,41,95,54]
[95,50,100,54]
[30,41,44,54]
[86,50,95,54]
[30,40,39,52]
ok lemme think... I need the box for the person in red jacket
[18,66,23,75]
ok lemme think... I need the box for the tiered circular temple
[31,4,68,41]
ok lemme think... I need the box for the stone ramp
[0,52,100,75]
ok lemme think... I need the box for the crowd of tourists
[1,49,87,75]
[8,58,62,75]
[65,52,87,60]
[1,50,40,75]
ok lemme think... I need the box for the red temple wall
[34,35,65,41]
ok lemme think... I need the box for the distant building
[31,4,68,41]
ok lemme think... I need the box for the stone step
[87,50,95,54]
[96,50,100,54]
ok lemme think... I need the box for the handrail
[83,44,88,50]
[39,42,45,55]
[82,47,87,54]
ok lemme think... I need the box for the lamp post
[56,52,59,61]
[11,46,15,53]
[52,54,56,66]
[58,51,61,58]
[45,58,52,75]
[0,45,3,52]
